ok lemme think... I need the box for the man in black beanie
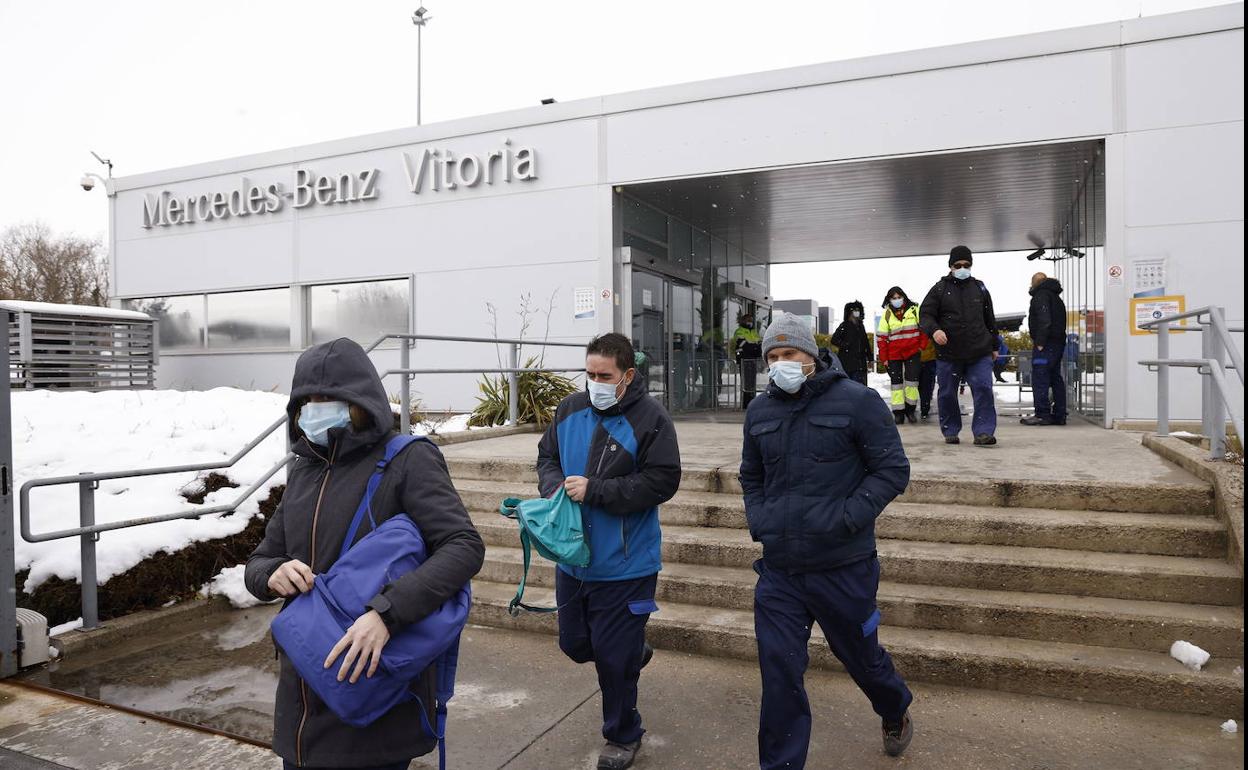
[918,246,1000,446]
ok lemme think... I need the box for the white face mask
[299,400,351,446]
[851,311,861,320]
[890,298,904,309]
[587,376,628,410]
[768,360,809,393]
[953,267,972,280]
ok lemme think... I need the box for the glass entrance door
[631,270,707,412]
[631,271,667,404]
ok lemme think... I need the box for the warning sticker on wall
[1129,295,1186,336]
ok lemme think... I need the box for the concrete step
[475,544,1244,655]
[472,519,1242,605]
[468,580,1245,718]
[445,457,1214,515]
[455,479,1225,557]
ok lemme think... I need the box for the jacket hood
[1030,277,1063,296]
[843,301,865,321]
[881,287,914,310]
[287,338,394,456]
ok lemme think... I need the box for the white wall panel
[1124,30,1245,132]
[1124,122,1245,228]
[115,222,294,297]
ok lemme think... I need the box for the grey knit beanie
[762,312,819,359]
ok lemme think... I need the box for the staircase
[449,456,1245,717]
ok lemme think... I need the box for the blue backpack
[270,435,470,769]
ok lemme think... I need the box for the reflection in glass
[309,279,409,346]
[207,288,291,348]
[123,296,204,350]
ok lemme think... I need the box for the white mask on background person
[588,377,627,410]
[768,361,809,393]
[953,267,972,280]
[851,311,861,320]
[890,298,904,309]
[299,401,351,446]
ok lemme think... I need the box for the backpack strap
[416,635,461,770]
[498,498,583,616]
[338,434,430,562]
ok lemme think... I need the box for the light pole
[412,7,433,125]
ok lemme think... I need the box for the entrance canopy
[621,140,1104,263]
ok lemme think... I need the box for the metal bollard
[79,474,99,630]
[507,344,520,427]
[1156,321,1169,436]
[400,341,412,435]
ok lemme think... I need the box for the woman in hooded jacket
[829,300,871,385]
[245,338,485,770]
[876,287,928,425]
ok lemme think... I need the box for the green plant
[468,355,578,427]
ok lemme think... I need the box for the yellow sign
[1129,295,1186,336]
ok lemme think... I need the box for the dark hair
[586,332,635,374]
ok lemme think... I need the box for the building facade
[110,5,1244,424]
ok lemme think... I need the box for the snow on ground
[11,388,288,593]
[48,618,83,636]
[201,564,272,609]
[1169,640,1211,671]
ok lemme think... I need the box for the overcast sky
[0,0,1230,318]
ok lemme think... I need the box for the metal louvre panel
[7,310,158,390]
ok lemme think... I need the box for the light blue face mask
[299,400,351,446]
[953,267,972,280]
[587,377,627,410]
[768,360,809,394]
[890,298,904,309]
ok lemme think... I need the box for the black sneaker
[640,642,654,670]
[598,739,641,770]
[883,713,914,757]
[1020,415,1053,426]
[904,407,917,424]
[894,412,906,425]
[919,412,930,423]
[973,434,997,446]
[944,436,960,445]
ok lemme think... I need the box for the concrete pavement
[14,604,1243,769]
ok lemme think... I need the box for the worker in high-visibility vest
[731,312,764,408]
[876,287,928,425]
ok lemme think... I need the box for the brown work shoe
[883,712,914,757]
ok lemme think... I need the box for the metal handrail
[15,330,589,631]
[1139,305,1244,459]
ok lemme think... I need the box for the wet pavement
[16,603,1244,769]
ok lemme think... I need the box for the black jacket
[245,338,485,768]
[830,301,871,372]
[919,275,998,362]
[1028,278,1067,347]
[739,355,910,573]
[537,376,681,581]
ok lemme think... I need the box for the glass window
[622,197,668,244]
[123,295,204,350]
[207,288,291,349]
[669,222,693,270]
[308,279,409,346]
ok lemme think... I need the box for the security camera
[80,174,96,192]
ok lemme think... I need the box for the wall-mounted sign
[141,168,379,229]
[1107,264,1124,287]
[401,139,537,194]
[574,287,596,321]
[1132,257,1167,298]
[1130,295,1186,336]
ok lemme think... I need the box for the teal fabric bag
[498,487,591,615]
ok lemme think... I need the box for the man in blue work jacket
[537,332,682,770]
[740,313,914,769]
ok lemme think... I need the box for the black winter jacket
[1028,278,1067,347]
[245,338,484,768]
[919,275,998,362]
[739,356,910,574]
[830,301,871,372]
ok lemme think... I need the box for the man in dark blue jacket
[1022,272,1069,426]
[537,332,682,770]
[740,313,914,769]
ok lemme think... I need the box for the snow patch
[49,618,83,636]
[1221,719,1238,734]
[201,564,271,609]
[1169,640,1210,671]
[11,388,289,592]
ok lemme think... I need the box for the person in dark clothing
[245,338,485,770]
[918,336,937,422]
[1022,273,1069,426]
[919,246,1000,446]
[830,300,872,385]
[876,288,927,425]
[992,334,1010,383]
[536,333,682,770]
[740,312,914,769]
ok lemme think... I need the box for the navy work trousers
[918,359,937,417]
[1031,345,1067,421]
[556,569,658,744]
[936,355,997,438]
[755,556,912,770]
